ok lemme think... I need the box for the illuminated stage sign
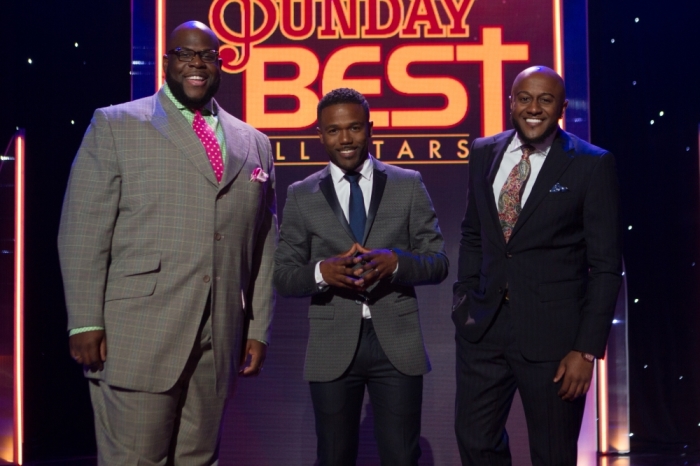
[131,1,605,463]
[159,0,564,165]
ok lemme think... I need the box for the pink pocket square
[250,167,269,183]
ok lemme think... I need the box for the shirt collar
[509,129,558,157]
[162,83,217,116]
[329,155,374,185]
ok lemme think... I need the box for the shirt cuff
[69,326,104,337]
[314,261,328,287]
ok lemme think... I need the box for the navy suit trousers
[455,302,586,466]
[310,318,423,466]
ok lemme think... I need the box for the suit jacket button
[497,287,503,293]
[215,233,223,241]
[355,299,362,305]
[505,252,513,258]
[203,275,211,283]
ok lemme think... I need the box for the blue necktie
[344,172,366,243]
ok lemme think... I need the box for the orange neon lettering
[279,0,316,40]
[429,140,442,158]
[275,142,287,160]
[318,0,361,38]
[387,45,467,128]
[401,0,445,37]
[321,46,390,127]
[372,140,384,159]
[438,0,475,36]
[362,0,403,38]
[209,0,278,72]
[300,141,311,160]
[456,27,529,136]
[397,140,415,158]
[457,139,469,158]
[244,46,319,129]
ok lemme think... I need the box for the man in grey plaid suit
[58,21,276,465]
[274,88,448,465]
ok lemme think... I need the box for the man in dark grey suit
[58,21,276,465]
[453,66,622,465]
[274,88,448,465]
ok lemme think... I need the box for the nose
[188,53,207,67]
[525,99,542,114]
[339,130,352,143]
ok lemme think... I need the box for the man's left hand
[553,351,594,401]
[239,339,267,377]
[354,245,398,289]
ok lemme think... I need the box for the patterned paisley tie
[193,110,224,182]
[498,144,535,242]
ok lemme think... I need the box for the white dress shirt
[315,156,375,318]
[492,131,557,208]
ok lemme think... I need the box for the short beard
[166,73,220,110]
[511,114,559,144]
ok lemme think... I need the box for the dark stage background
[3,0,700,462]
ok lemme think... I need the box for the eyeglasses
[167,48,219,63]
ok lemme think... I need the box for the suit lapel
[364,161,387,245]
[218,106,250,189]
[511,130,574,238]
[484,131,514,242]
[150,90,220,188]
[318,168,356,242]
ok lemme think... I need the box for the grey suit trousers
[89,307,226,466]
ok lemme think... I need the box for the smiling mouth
[525,118,544,125]
[337,148,357,156]
[185,76,207,86]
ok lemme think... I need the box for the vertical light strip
[155,0,166,89]
[13,130,25,466]
[597,356,609,453]
[553,0,564,78]
[552,0,565,130]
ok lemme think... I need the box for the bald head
[511,66,566,101]
[167,21,220,51]
[509,66,568,144]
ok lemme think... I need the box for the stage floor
[15,453,700,466]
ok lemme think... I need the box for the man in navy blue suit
[453,66,622,465]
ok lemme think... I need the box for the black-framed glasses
[167,47,219,63]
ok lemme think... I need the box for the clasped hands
[319,243,398,291]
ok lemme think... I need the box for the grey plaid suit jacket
[58,88,277,395]
[274,158,448,382]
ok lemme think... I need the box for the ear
[367,120,373,137]
[316,126,322,142]
[162,54,169,76]
[559,99,569,118]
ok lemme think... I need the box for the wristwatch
[581,352,595,363]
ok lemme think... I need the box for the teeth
[526,119,542,124]
[187,76,205,81]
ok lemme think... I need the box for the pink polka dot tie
[193,110,224,182]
